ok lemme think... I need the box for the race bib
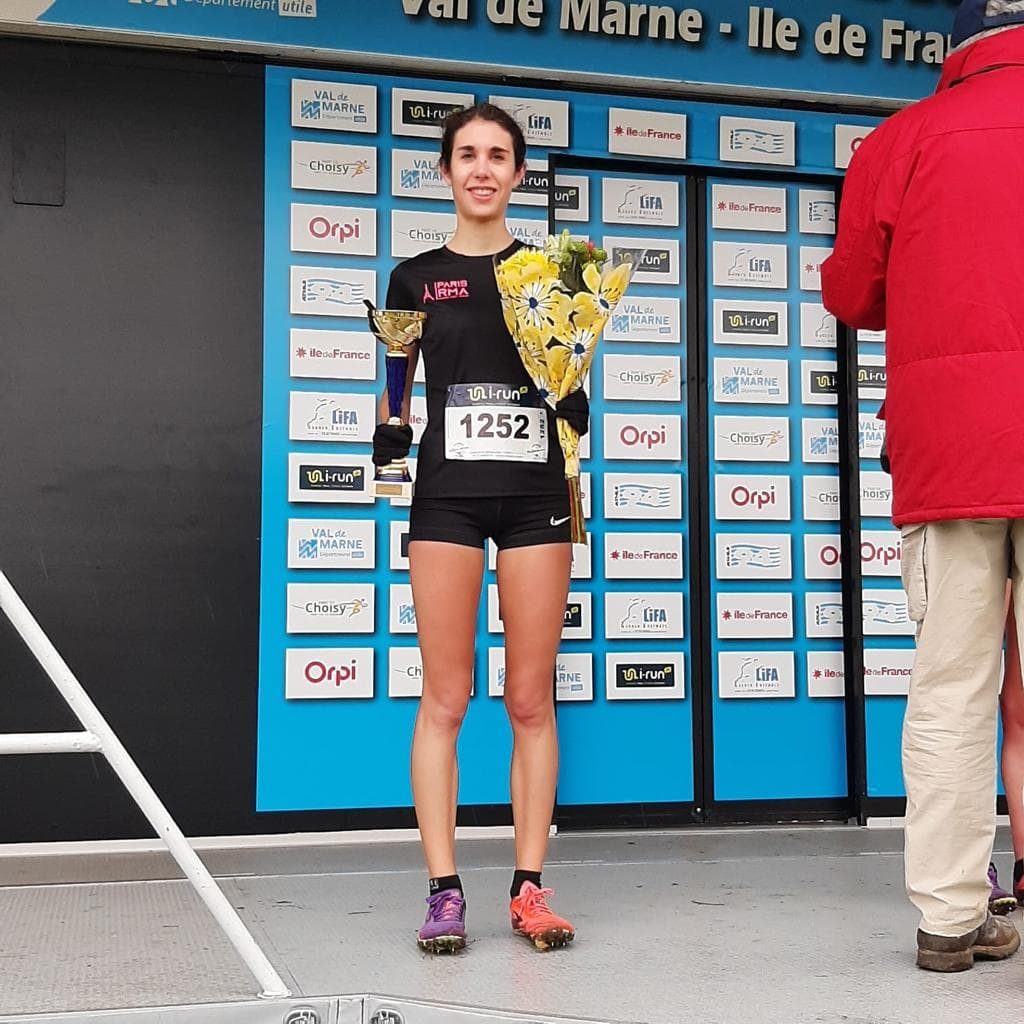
[444,383,548,463]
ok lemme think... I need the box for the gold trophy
[365,300,426,500]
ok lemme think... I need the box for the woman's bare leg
[409,540,483,877]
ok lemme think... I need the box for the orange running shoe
[509,881,575,951]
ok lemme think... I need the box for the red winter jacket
[822,30,1024,527]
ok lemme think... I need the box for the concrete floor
[0,826,1021,1024]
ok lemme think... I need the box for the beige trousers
[901,518,1024,936]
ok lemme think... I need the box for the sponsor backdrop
[13,1,957,104]
[259,61,914,814]
[707,176,849,800]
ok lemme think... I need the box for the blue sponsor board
[258,55,922,812]
[706,177,849,802]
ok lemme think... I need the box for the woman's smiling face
[442,116,524,225]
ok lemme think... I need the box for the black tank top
[385,240,566,499]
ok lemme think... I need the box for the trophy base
[373,478,415,501]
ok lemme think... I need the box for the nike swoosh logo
[550,516,571,527]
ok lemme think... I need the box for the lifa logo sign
[719,652,795,699]
[729,251,773,281]
[491,96,570,147]
[289,392,375,443]
[619,599,669,633]
[602,178,680,227]
[605,592,684,639]
[800,303,837,349]
[713,242,788,289]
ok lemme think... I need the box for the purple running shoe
[989,863,1017,916]
[417,887,467,953]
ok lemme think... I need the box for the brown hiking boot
[917,914,1021,972]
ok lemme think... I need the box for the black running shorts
[408,493,572,550]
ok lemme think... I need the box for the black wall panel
[0,38,280,841]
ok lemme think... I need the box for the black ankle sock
[429,874,462,896]
[511,869,542,898]
[1014,860,1024,887]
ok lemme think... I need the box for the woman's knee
[504,679,556,731]
[420,678,472,732]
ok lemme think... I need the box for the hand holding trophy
[365,299,426,501]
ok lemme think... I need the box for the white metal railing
[0,570,291,1000]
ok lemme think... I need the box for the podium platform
[0,827,1018,1024]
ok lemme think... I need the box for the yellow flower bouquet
[495,230,639,543]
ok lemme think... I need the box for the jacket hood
[938,24,1024,91]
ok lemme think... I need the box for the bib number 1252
[444,403,547,463]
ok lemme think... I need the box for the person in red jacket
[822,0,1024,974]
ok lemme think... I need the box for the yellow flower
[546,326,596,388]
[511,276,561,331]
[572,261,632,331]
[521,250,559,281]
[564,326,597,377]
[600,261,632,304]
[498,249,557,290]
[545,290,573,335]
